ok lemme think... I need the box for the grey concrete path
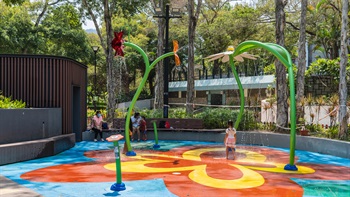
[0,175,42,197]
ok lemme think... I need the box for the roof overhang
[169,75,275,92]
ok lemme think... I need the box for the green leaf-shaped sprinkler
[205,41,297,171]
[112,32,180,156]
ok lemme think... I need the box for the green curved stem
[229,55,245,129]
[150,52,175,69]
[234,41,292,69]
[124,42,150,68]
[233,40,297,167]
[287,65,296,165]
[123,42,174,152]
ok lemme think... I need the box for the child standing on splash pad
[225,120,236,159]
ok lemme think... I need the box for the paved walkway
[1,140,350,197]
[0,175,42,197]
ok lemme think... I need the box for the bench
[86,126,118,133]
[112,118,205,131]
[86,117,117,133]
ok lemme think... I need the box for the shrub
[194,107,255,130]
[117,107,256,130]
[0,93,26,109]
[324,126,338,139]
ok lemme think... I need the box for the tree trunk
[104,0,118,123]
[121,64,129,94]
[296,0,307,127]
[82,0,120,123]
[186,0,201,116]
[275,0,289,133]
[338,0,348,139]
[154,0,165,110]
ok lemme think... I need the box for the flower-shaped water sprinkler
[173,40,181,66]
[111,31,125,57]
[111,31,181,155]
[203,40,298,171]
[204,45,258,132]
[205,46,258,63]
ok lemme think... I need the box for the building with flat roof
[169,75,275,106]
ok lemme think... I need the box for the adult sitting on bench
[92,110,104,142]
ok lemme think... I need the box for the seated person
[131,112,141,142]
[92,110,104,142]
[139,116,147,141]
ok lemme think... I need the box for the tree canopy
[1,0,348,103]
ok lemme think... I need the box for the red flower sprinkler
[111,31,125,57]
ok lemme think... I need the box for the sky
[82,20,95,30]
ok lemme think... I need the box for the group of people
[91,110,148,143]
[92,109,236,160]
[130,112,147,142]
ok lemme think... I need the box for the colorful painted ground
[1,140,350,197]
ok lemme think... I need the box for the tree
[0,2,38,54]
[275,0,289,133]
[81,0,148,122]
[153,0,165,109]
[0,1,90,62]
[296,0,307,127]
[198,2,265,80]
[338,0,348,139]
[311,0,346,59]
[186,0,202,116]
[40,4,91,62]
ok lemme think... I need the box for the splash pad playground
[1,38,349,197]
[1,140,350,197]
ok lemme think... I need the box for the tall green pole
[114,141,122,184]
[152,121,160,148]
[123,42,174,155]
[232,40,297,171]
[229,55,245,129]
[286,65,297,169]
[107,135,125,191]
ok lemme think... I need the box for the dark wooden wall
[0,54,87,141]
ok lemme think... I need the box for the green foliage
[310,0,344,59]
[0,1,40,53]
[117,107,256,130]
[305,55,350,84]
[308,124,341,140]
[324,126,339,139]
[139,108,163,118]
[198,5,263,59]
[3,0,25,6]
[263,62,298,76]
[0,2,91,64]
[0,93,26,108]
[193,108,255,130]
[87,108,107,118]
[116,89,152,103]
[306,123,324,134]
[263,63,276,74]
[40,4,91,63]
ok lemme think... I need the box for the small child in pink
[225,120,236,159]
